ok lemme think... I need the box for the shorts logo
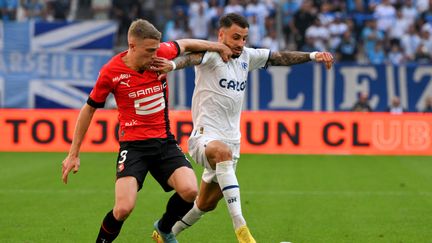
[117,163,124,172]
[117,150,128,172]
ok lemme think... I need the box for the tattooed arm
[269,51,334,69]
[173,52,205,70]
[151,52,205,74]
[268,51,311,66]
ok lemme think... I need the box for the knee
[206,142,232,163]
[178,187,198,202]
[113,204,134,221]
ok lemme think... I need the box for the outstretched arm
[176,39,232,62]
[269,51,334,69]
[61,103,96,184]
[151,52,205,75]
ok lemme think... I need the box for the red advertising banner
[0,109,431,155]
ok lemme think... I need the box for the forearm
[176,39,225,53]
[172,52,204,70]
[268,51,312,66]
[68,104,96,157]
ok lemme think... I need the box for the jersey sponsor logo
[128,81,167,99]
[112,73,131,83]
[134,92,165,115]
[219,78,247,91]
[125,119,138,127]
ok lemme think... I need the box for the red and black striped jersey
[88,41,180,141]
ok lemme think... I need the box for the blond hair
[128,19,161,40]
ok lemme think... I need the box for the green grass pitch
[1,152,431,243]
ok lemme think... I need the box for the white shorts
[188,131,240,183]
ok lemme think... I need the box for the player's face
[131,38,160,70]
[219,24,248,58]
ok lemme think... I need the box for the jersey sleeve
[87,70,112,108]
[157,41,181,60]
[246,47,271,71]
[200,51,219,66]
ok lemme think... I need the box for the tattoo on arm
[269,51,311,66]
[174,52,205,70]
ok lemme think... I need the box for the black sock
[96,210,124,243]
[158,192,194,234]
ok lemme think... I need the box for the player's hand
[215,43,233,62]
[315,52,334,70]
[62,155,80,184]
[150,57,173,73]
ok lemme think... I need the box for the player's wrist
[169,60,176,70]
[309,51,318,61]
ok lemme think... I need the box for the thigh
[188,134,218,170]
[150,139,193,192]
[167,166,198,199]
[116,142,151,191]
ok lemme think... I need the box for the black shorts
[116,136,192,191]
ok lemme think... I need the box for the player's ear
[218,29,224,41]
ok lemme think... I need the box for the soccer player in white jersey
[152,13,334,243]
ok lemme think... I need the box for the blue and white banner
[166,63,432,112]
[0,20,117,108]
[31,21,118,51]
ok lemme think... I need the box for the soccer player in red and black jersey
[61,19,232,243]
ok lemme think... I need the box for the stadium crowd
[4,0,432,64]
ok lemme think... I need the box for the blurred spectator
[373,0,396,33]
[317,2,335,26]
[400,24,421,61]
[328,13,348,51]
[401,0,417,25]
[423,96,432,113]
[305,17,329,51]
[361,19,384,59]
[388,43,405,64]
[91,0,110,19]
[351,92,372,112]
[389,9,411,45]
[0,0,18,20]
[110,0,141,45]
[188,0,210,39]
[281,0,301,47]
[368,41,386,64]
[165,18,188,41]
[290,0,316,50]
[140,0,156,24]
[245,0,269,30]
[300,36,316,52]
[19,0,45,21]
[247,14,263,48]
[224,0,244,15]
[387,96,405,114]
[415,29,432,63]
[261,28,279,51]
[416,0,430,13]
[336,30,357,61]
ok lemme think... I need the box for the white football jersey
[191,47,270,143]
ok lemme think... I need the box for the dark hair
[219,13,249,29]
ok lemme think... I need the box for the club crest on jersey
[241,62,248,70]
